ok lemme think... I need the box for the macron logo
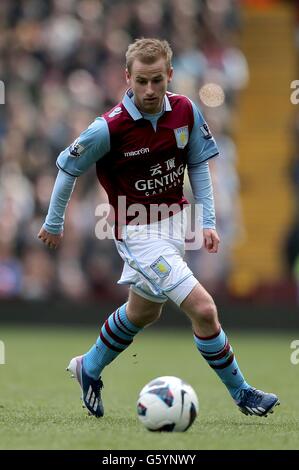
[124,148,150,158]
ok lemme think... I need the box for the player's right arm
[38,117,110,249]
[38,170,76,248]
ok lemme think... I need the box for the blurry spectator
[21,247,56,299]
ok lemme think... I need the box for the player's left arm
[203,226,220,254]
[187,101,220,253]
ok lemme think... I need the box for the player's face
[126,57,173,114]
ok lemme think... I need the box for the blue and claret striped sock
[83,303,142,380]
[194,327,250,401]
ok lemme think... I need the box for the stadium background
[0,0,299,451]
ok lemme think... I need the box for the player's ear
[167,67,174,83]
[125,68,131,85]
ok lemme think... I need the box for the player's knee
[131,304,163,328]
[185,298,217,325]
[142,305,163,326]
[197,300,218,324]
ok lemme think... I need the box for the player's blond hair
[126,38,173,73]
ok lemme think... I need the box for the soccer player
[38,38,279,418]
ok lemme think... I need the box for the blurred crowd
[284,0,299,302]
[0,0,248,301]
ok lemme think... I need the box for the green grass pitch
[0,325,298,450]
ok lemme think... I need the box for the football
[136,376,199,432]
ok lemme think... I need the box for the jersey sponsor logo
[69,138,85,157]
[134,163,184,196]
[108,106,122,118]
[174,126,189,149]
[150,256,171,279]
[200,123,212,139]
[124,148,150,157]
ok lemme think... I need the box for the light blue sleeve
[187,101,219,166]
[56,117,110,177]
[43,170,77,234]
[188,161,216,229]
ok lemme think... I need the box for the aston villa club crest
[150,256,172,279]
[174,126,189,149]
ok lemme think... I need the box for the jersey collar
[122,89,172,120]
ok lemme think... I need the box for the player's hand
[203,228,220,253]
[38,227,63,249]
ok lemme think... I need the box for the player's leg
[67,290,164,417]
[180,282,279,416]
[126,288,164,327]
[83,289,163,379]
[180,282,250,398]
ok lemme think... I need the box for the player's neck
[141,107,164,118]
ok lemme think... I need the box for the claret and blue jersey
[45,89,219,234]
[56,89,219,225]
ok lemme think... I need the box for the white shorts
[114,210,198,306]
